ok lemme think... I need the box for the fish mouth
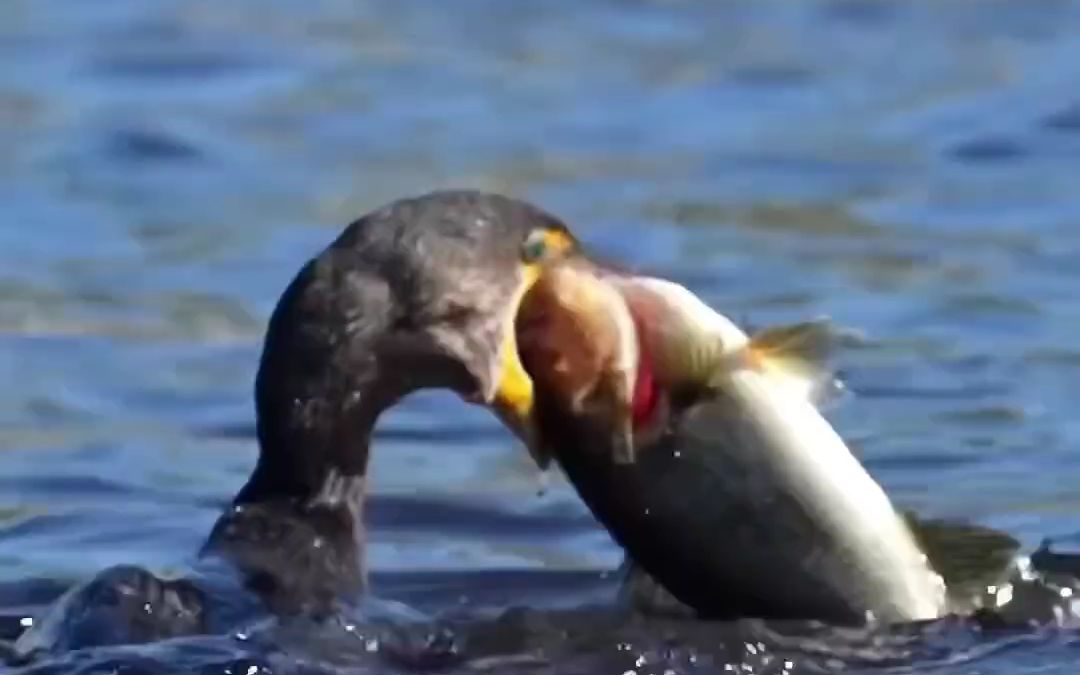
[487,229,579,467]
[508,262,672,468]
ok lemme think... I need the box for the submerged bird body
[521,273,949,624]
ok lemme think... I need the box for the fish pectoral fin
[902,512,1021,590]
[610,419,636,465]
[744,319,846,407]
[605,367,638,465]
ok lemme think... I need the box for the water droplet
[246,666,259,675]
[19,617,32,628]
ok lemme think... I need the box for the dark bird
[8,190,582,661]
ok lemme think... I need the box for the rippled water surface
[4,0,1080,672]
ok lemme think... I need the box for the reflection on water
[3,0,1080,672]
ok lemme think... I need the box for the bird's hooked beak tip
[481,259,546,464]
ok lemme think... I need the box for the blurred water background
[3,0,1080,672]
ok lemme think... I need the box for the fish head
[516,260,644,464]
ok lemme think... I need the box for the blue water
[3,0,1080,672]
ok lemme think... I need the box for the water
[2,0,1080,671]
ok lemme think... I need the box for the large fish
[517,267,992,625]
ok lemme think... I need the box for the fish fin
[609,367,637,464]
[903,512,1020,591]
[609,414,636,465]
[617,558,697,618]
[743,319,846,406]
[1031,537,1080,578]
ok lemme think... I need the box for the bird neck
[235,407,376,511]
[232,258,396,514]
[236,337,399,512]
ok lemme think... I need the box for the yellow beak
[490,261,547,467]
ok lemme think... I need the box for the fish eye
[521,230,549,263]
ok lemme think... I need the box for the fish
[519,271,957,625]
[515,259,641,468]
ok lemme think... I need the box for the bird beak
[488,260,547,467]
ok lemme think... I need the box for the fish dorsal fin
[744,319,846,407]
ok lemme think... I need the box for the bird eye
[521,230,549,263]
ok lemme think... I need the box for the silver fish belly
[674,368,948,624]
[539,369,947,624]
